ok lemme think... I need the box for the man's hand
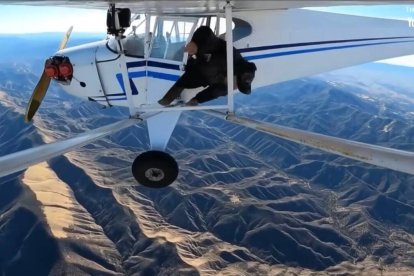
[185,98,199,106]
[185,41,198,55]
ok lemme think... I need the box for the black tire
[131,151,178,188]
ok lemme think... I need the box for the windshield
[108,14,149,57]
[150,17,198,61]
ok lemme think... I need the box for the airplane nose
[44,64,58,78]
[52,40,108,103]
[59,62,73,78]
[44,56,73,83]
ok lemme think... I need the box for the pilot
[158,26,257,106]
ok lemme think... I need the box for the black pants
[193,84,227,103]
[161,69,227,104]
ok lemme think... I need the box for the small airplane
[1,0,414,188]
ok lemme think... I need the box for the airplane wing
[2,1,414,13]
[0,115,157,178]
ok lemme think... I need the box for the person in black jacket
[158,26,257,106]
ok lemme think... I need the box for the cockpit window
[123,33,145,57]
[107,15,252,59]
[123,14,147,57]
[150,17,198,61]
[107,14,149,57]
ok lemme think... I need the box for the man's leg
[158,71,205,106]
[158,83,185,106]
[187,84,227,106]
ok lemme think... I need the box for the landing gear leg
[131,151,178,188]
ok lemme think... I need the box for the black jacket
[187,26,245,85]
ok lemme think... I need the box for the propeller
[24,26,73,123]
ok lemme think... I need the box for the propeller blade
[25,26,73,123]
[59,26,73,50]
[24,72,51,123]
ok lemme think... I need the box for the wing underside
[2,1,414,13]
[0,118,142,178]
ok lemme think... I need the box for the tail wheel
[131,151,178,188]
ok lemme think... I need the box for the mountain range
[0,33,414,275]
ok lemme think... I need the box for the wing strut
[225,1,235,114]
[0,113,157,178]
[205,110,414,176]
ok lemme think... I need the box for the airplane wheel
[131,151,178,188]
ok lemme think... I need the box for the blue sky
[0,5,107,34]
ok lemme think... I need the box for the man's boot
[158,84,184,106]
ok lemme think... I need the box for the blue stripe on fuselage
[127,70,180,81]
[147,71,180,81]
[244,39,414,61]
[126,60,181,70]
[126,60,146,69]
[115,73,139,95]
[238,36,414,53]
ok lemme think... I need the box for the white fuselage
[56,9,414,111]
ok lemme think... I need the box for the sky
[1,4,414,66]
[0,5,107,34]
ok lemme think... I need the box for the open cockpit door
[143,10,252,150]
[145,15,199,104]
[145,15,200,150]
